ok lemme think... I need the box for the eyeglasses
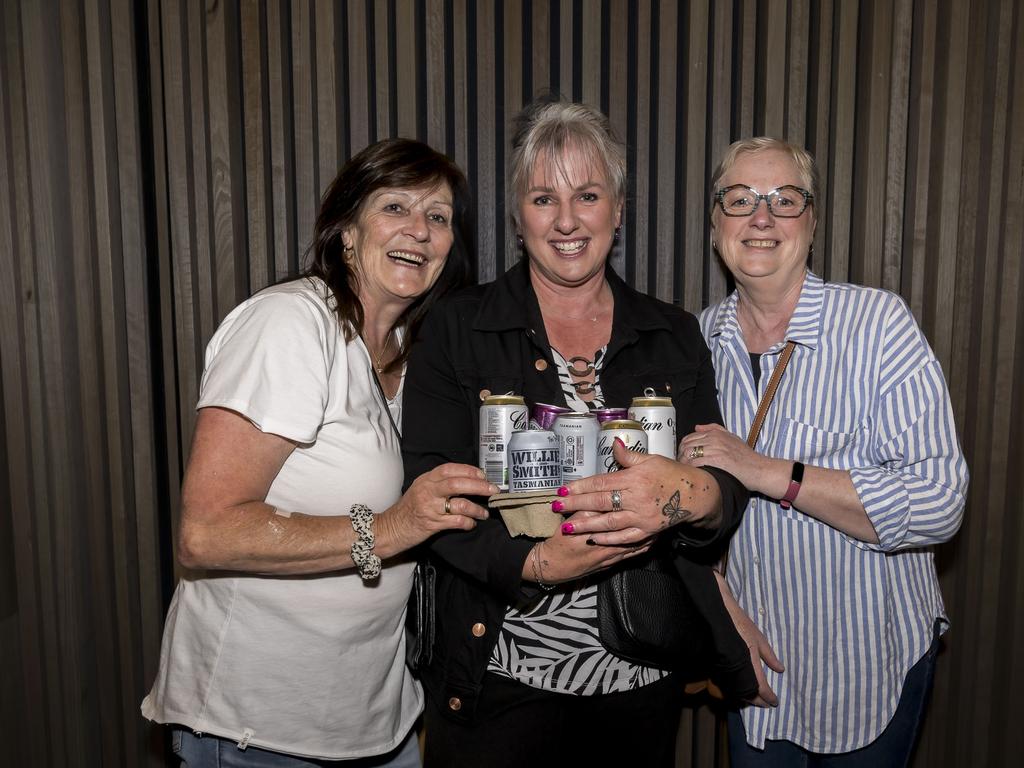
[714,184,814,218]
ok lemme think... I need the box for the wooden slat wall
[1,1,1021,765]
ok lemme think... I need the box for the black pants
[424,672,685,768]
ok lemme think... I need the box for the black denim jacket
[402,260,758,722]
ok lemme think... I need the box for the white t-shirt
[141,277,422,759]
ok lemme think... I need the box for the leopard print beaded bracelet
[349,503,382,580]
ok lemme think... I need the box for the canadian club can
[628,391,676,458]
[479,395,528,489]
[597,419,648,473]
[507,430,563,493]
[552,412,600,482]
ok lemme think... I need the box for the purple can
[530,402,571,430]
[592,407,629,424]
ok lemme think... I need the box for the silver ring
[689,445,704,459]
[444,497,452,515]
[610,490,622,511]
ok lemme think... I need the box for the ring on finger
[689,445,704,459]
[443,496,452,515]
[610,489,623,511]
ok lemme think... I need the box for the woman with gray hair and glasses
[672,137,968,766]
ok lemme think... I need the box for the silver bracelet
[530,543,555,591]
[349,503,382,580]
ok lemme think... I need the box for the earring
[516,234,524,247]
[614,226,621,243]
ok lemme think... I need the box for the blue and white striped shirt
[700,271,968,753]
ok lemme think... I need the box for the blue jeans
[172,727,420,768]
[728,624,940,767]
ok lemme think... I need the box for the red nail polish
[557,486,570,497]
[561,522,574,534]
[614,437,624,448]
[551,500,565,513]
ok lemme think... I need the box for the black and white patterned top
[486,346,670,694]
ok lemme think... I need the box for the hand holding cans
[480,391,676,491]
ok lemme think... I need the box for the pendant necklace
[367,328,393,374]
[565,354,597,395]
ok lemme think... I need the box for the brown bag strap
[719,340,797,576]
[745,340,796,448]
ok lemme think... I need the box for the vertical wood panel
[630,0,651,288]
[786,0,810,145]
[652,0,677,303]
[2,1,1021,765]
[315,0,340,180]
[241,1,270,286]
[807,0,834,278]
[291,1,318,255]
[394,0,417,138]
[680,0,708,314]
[475,0,498,282]
[425,0,446,148]
[706,0,734,308]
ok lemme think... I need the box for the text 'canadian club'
[479,395,528,490]
[597,419,648,473]
[628,391,676,458]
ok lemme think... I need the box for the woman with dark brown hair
[142,138,496,767]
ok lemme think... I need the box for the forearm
[752,458,879,544]
[178,501,415,575]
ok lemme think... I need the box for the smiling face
[711,148,816,292]
[342,183,455,311]
[517,143,622,290]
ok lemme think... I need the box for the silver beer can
[597,419,648,473]
[628,391,676,458]
[479,395,528,489]
[552,411,600,482]
[507,429,562,493]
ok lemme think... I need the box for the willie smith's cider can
[628,389,676,458]
[552,412,600,482]
[597,419,647,473]
[507,429,563,493]
[479,395,528,489]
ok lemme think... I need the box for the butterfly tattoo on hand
[661,489,694,526]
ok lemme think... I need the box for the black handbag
[405,559,436,671]
[596,547,712,671]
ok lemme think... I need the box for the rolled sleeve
[848,303,968,551]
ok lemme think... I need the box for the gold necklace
[366,329,393,374]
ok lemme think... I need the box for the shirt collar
[709,270,824,351]
[472,259,673,335]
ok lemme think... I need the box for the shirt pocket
[777,416,866,469]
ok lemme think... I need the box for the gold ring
[689,445,704,459]
[444,497,452,514]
